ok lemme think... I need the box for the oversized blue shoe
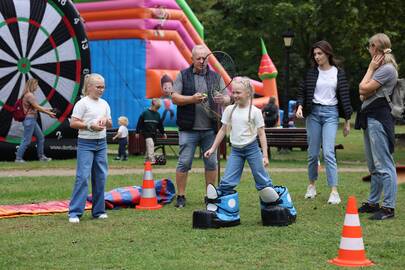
[192,184,240,229]
[260,186,297,226]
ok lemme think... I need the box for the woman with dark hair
[296,40,352,204]
[356,33,398,220]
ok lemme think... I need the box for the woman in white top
[296,40,352,204]
[68,73,112,223]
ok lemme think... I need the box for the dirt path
[0,167,369,177]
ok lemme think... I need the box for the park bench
[154,130,180,157]
[264,128,344,159]
[127,128,342,161]
[128,130,227,159]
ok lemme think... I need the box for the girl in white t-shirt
[68,73,112,224]
[113,116,129,161]
[204,77,277,198]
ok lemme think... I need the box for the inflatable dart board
[0,0,90,160]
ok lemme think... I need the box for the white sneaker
[96,213,108,219]
[69,217,80,223]
[304,185,317,199]
[328,192,341,205]
[39,156,52,162]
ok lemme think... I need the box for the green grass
[0,172,404,269]
[1,124,405,269]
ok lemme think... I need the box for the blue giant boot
[192,184,240,228]
[206,184,240,225]
[260,186,297,226]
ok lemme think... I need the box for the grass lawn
[0,125,404,269]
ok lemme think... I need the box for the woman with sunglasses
[356,33,398,220]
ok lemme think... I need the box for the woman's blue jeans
[218,141,274,195]
[363,117,397,208]
[306,104,339,187]
[16,116,45,160]
[69,138,108,218]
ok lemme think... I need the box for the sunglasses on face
[366,43,375,50]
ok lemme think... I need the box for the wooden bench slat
[129,128,342,161]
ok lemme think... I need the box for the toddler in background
[113,116,129,161]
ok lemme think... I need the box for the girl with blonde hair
[204,77,277,200]
[356,33,398,220]
[68,73,112,223]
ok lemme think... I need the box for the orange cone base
[328,258,374,267]
[136,204,162,210]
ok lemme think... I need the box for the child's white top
[118,125,128,138]
[221,104,264,148]
[72,96,111,139]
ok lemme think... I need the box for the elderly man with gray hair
[171,45,231,208]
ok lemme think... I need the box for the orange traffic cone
[328,196,374,267]
[136,161,162,210]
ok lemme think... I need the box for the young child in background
[204,77,278,224]
[113,116,129,161]
[262,96,279,128]
[136,98,167,164]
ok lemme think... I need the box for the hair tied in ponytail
[383,48,392,54]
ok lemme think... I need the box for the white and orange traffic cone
[328,196,374,267]
[136,161,162,210]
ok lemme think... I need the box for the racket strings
[209,51,236,98]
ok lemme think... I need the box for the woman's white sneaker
[96,213,108,219]
[328,192,341,205]
[304,185,317,199]
[69,217,80,223]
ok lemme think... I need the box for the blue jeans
[306,105,339,187]
[118,138,127,158]
[16,116,45,160]
[177,130,217,172]
[364,117,397,208]
[218,141,273,195]
[69,138,108,218]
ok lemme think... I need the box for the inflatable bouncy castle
[74,0,279,128]
[0,0,279,160]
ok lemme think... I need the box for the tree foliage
[188,0,405,109]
